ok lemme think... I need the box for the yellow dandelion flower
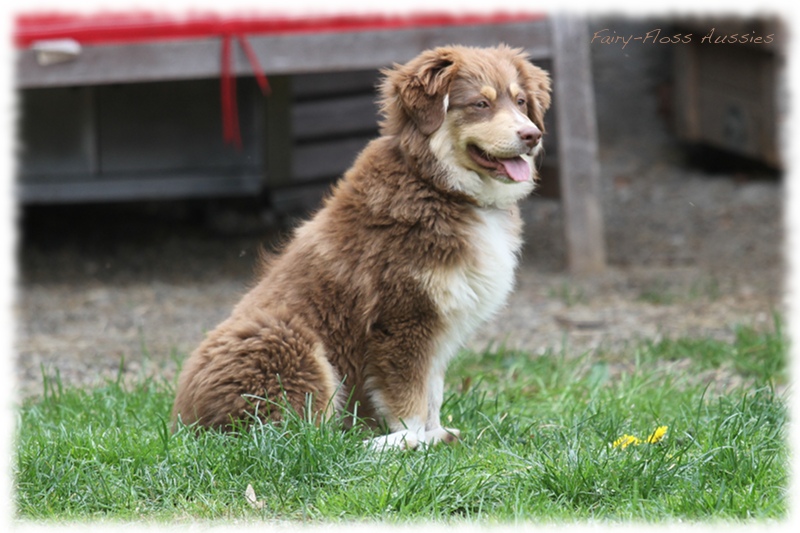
[612,434,642,449]
[613,426,668,449]
[646,425,668,444]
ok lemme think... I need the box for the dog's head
[380,45,552,207]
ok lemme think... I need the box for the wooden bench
[15,13,605,274]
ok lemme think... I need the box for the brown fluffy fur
[172,45,551,449]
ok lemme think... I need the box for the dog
[172,44,551,450]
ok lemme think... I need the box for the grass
[14,322,788,525]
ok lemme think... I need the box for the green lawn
[14,321,788,525]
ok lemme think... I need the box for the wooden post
[551,15,606,275]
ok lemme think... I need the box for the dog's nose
[518,126,542,148]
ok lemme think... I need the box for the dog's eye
[472,100,490,109]
[517,97,527,107]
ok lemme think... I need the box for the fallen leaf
[245,483,264,509]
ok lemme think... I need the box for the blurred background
[13,13,785,396]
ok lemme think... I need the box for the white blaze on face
[428,74,541,207]
[430,120,536,208]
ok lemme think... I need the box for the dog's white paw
[424,426,461,445]
[365,429,420,451]
[365,426,460,451]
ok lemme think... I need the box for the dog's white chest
[460,208,521,318]
[420,208,522,362]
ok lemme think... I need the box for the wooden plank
[270,182,333,215]
[551,15,606,275]
[292,70,380,100]
[246,21,554,73]
[16,20,552,88]
[18,172,263,204]
[292,136,372,182]
[292,94,379,140]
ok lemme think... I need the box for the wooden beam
[18,172,263,204]
[16,21,552,88]
[551,15,606,275]
[292,70,380,99]
[292,94,378,140]
[292,136,373,182]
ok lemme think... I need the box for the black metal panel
[97,78,262,175]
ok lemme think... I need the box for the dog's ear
[515,59,552,132]
[380,48,458,136]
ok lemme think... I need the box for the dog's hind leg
[172,313,343,430]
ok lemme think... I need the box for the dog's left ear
[515,59,552,132]
[380,48,458,136]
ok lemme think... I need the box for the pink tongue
[499,157,530,182]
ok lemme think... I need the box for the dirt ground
[13,21,786,399]
[14,139,784,400]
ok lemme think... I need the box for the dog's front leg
[363,307,462,451]
[365,360,460,451]
[365,385,427,451]
[424,367,461,445]
[365,350,428,449]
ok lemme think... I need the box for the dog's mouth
[467,144,531,183]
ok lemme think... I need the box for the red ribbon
[221,34,271,149]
